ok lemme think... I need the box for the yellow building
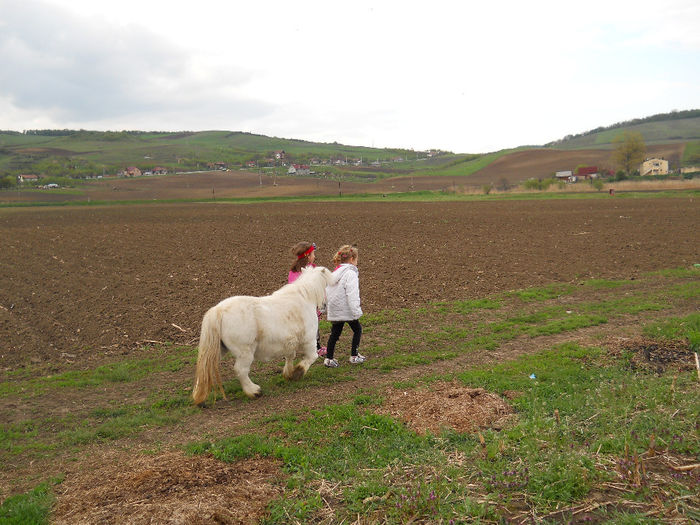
[640,158,668,176]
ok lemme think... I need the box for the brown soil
[2,198,698,371]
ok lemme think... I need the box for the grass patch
[0,346,196,398]
[509,283,575,302]
[642,312,700,350]
[2,394,197,456]
[187,342,699,522]
[0,479,58,524]
[644,266,700,278]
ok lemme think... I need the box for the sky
[1,0,698,153]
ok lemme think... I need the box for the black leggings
[326,320,362,359]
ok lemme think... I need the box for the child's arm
[346,273,363,319]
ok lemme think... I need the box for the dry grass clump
[605,336,695,374]
[52,451,284,524]
[377,381,515,435]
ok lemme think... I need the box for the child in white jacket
[324,245,364,367]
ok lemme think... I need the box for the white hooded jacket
[325,264,362,321]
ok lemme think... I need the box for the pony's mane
[274,266,327,307]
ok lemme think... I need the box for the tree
[611,131,646,176]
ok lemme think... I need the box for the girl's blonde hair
[332,244,358,266]
[290,241,315,272]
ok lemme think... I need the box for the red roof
[576,166,598,176]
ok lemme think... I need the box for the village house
[640,158,669,176]
[555,170,574,182]
[288,164,310,176]
[246,160,257,168]
[207,162,228,171]
[123,167,142,177]
[153,166,168,175]
[17,174,40,183]
[575,166,599,179]
[274,150,286,160]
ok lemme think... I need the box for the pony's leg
[233,349,262,398]
[287,340,318,381]
[282,357,296,380]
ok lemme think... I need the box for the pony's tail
[192,307,226,405]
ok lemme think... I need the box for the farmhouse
[575,166,598,179]
[555,170,574,182]
[288,164,310,175]
[152,166,168,175]
[17,174,39,183]
[640,158,669,176]
[123,167,142,177]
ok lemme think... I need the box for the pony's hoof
[290,365,305,381]
[244,389,263,399]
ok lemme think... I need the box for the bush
[523,178,557,191]
[0,175,17,189]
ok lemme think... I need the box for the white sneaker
[324,358,339,368]
[349,353,366,364]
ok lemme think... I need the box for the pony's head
[284,266,332,307]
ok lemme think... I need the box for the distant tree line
[20,129,188,137]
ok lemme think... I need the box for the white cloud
[1,0,698,151]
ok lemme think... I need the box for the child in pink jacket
[289,241,327,356]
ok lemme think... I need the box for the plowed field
[2,197,698,371]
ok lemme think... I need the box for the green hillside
[0,129,471,181]
[547,110,700,150]
[2,108,698,184]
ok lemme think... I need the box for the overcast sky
[1,0,698,153]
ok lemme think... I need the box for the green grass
[0,480,58,524]
[509,283,576,302]
[184,341,699,522]
[0,346,195,398]
[2,268,699,522]
[682,140,700,165]
[642,312,700,351]
[2,393,197,457]
[3,185,700,209]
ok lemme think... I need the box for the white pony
[192,266,333,404]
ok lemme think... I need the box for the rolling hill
[1,110,699,201]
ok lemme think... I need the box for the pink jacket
[288,263,316,284]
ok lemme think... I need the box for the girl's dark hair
[290,241,315,272]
